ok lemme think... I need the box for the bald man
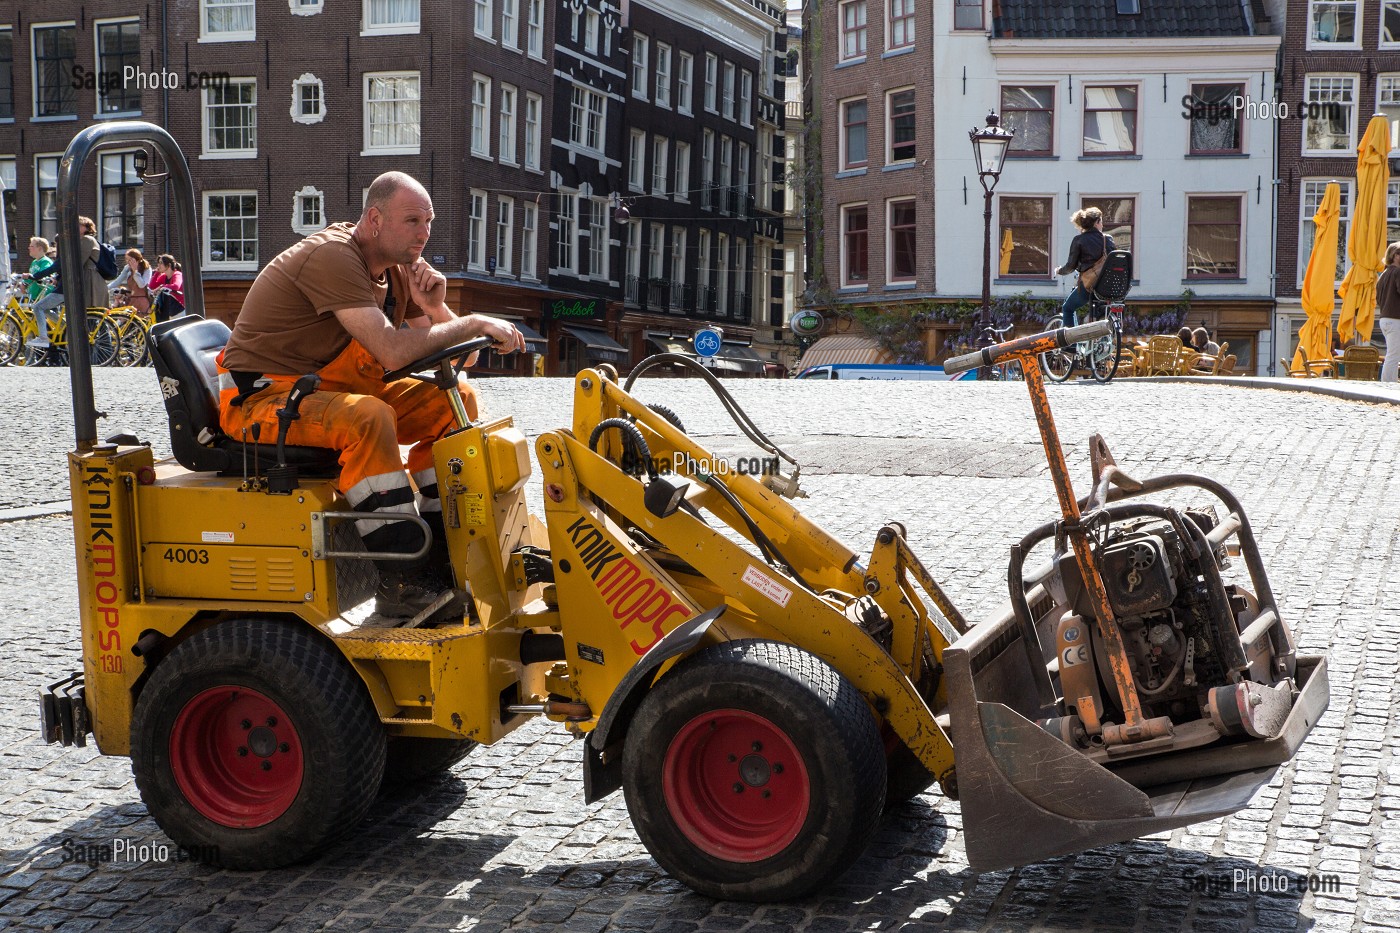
[218,171,525,624]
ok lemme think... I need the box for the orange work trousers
[217,339,479,506]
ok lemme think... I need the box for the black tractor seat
[148,317,341,477]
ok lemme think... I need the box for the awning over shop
[717,343,767,374]
[515,320,547,350]
[562,325,629,364]
[645,335,695,357]
[797,335,894,370]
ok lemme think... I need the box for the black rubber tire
[382,736,476,787]
[622,639,886,902]
[1041,316,1069,381]
[1089,325,1123,384]
[130,618,386,869]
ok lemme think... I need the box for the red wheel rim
[170,687,305,828]
[662,709,810,862]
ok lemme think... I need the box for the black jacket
[1378,265,1400,321]
[1057,229,1114,276]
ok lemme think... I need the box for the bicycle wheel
[110,309,151,366]
[85,311,122,367]
[1036,316,1075,381]
[0,312,22,366]
[1089,323,1123,384]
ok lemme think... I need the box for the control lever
[266,374,321,494]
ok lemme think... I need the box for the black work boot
[421,509,457,586]
[365,516,465,627]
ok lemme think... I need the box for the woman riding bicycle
[1056,207,1114,327]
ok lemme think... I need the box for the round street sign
[693,327,723,358]
[791,309,825,337]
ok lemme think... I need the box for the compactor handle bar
[944,320,1112,375]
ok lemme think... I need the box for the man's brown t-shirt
[223,222,423,374]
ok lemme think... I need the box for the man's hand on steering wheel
[472,314,526,354]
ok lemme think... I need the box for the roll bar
[58,121,204,449]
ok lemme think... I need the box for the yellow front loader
[41,123,1328,902]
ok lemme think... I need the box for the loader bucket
[942,578,1329,874]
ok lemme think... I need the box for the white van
[794,363,971,381]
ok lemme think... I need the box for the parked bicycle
[0,274,122,368]
[1040,249,1132,385]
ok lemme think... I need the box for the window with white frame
[626,220,642,289]
[467,189,487,270]
[722,63,735,120]
[556,191,577,272]
[364,0,419,33]
[32,23,76,118]
[205,191,257,267]
[678,52,693,114]
[588,198,608,279]
[840,0,867,60]
[719,136,733,207]
[496,195,514,275]
[1298,179,1351,284]
[697,228,711,295]
[649,224,665,281]
[499,84,518,163]
[1308,0,1358,48]
[671,227,686,290]
[738,142,750,205]
[35,155,59,241]
[888,198,916,282]
[628,129,646,191]
[291,0,324,14]
[471,74,491,157]
[522,202,538,279]
[204,79,257,156]
[953,0,982,29]
[704,53,717,113]
[0,29,13,121]
[363,72,420,154]
[0,159,16,256]
[702,130,715,207]
[717,232,730,312]
[202,0,255,40]
[474,0,492,38]
[291,185,325,235]
[524,92,542,169]
[1185,195,1242,279]
[1379,76,1400,153]
[526,0,544,57]
[652,137,669,196]
[291,73,325,124]
[735,238,748,312]
[96,20,141,114]
[675,141,691,202]
[889,0,915,48]
[501,0,519,48]
[841,98,868,169]
[739,70,752,127]
[584,9,600,54]
[632,34,649,99]
[655,43,672,108]
[758,128,773,211]
[1388,180,1400,245]
[1303,75,1356,153]
[1385,0,1400,44]
[99,152,143,246]
[569,85,605,152]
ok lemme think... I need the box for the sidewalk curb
[1121,375,1400,407]
[0,501,72,523]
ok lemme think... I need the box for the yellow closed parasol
[1337,114,1390,345]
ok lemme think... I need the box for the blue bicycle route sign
[693,328,722,358]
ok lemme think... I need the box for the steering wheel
[382,335,497,384]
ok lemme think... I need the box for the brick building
[1275,0,1400,363]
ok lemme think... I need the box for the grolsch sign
[545,298,602,321]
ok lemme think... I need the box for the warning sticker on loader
[201,531,235,544]
[742,565,792,608]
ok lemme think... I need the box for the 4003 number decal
[162,547,209,564]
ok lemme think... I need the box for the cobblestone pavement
[2,367,1399,932]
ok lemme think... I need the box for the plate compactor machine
[42,124,1328,901]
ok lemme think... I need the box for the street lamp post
[969,112,1015,350]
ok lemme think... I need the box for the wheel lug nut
[773,763,783,774]
[762,790,771,799]
[261,761,272,771]
[279,742,290,753]
[751,741,762,752]
[240,720,252,730]
[733,783,744,793]
[727,754,737,762]
[266,717,278,727]
[237,747,248,757]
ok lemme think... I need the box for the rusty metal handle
[944,321,1112,375]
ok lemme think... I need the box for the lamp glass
[973,132,1010,178]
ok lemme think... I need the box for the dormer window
[1116,0,1140,13]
